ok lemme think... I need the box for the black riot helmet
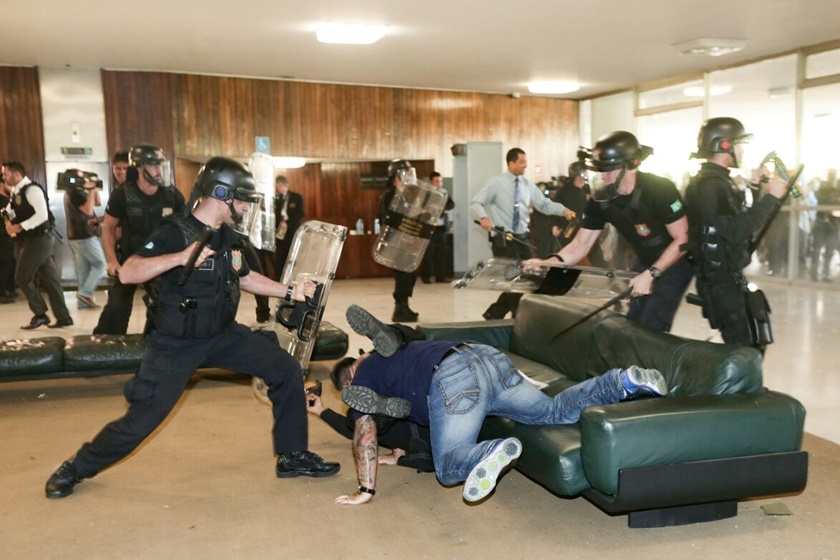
[127,144,171,187]
[691,117,752,163]
[196,157,260,203]
[387,159,412,177]
[580,131,653,172]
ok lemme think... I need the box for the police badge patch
[232,249,242,271]
[162,207,173,217]
[635,223,651,236]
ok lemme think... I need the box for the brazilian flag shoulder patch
[670,199,683,213]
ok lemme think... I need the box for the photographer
[62,169,107,308]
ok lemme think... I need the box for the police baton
[178,229,214,286]
[473,220,537,251]
[549,286,633,345]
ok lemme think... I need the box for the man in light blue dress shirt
[470,148,573,319]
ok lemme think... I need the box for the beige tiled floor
[1,274,837,444]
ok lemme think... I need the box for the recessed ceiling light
[527,81,580,95]
[674,38,746,57]
[316,23,388,45]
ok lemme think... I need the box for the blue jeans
[428,344,624,485]
[68,237,106,299]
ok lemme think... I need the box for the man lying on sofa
[330,305,668,506]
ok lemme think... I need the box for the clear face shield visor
[141,160,172,188]
[397,166,418,186]
[229,192,264,237]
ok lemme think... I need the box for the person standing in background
[471,148,572,320]
[420,171,455,284]
[63,169,107,309]
[272,175,304,279]
[3,161,73,329]
[0,163,18,304]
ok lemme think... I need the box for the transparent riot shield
[247,152,276,252]
[453,257,634,299]
[372,179,448,272]
[253,220,347,404]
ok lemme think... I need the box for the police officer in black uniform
[530,132,694,332]
[684,117,787,351]
[381,159,420,322]
[93,145,187,334]
[45,157,340,499]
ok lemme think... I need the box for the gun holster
[744,288,774,347]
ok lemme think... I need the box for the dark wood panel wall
[166,74,579,179]
[101,70,175,165]
[0,67,46,188]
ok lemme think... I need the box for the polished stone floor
[1,273,837,444]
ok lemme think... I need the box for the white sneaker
[462,437,522,503]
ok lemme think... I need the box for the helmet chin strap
[606,167,628,197]
[226,200,244,224]
[143,167,165,188]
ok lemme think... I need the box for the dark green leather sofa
[420,294,807,527]
[0,322,348,383]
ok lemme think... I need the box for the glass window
[805,47,840,80]
[638,80,703,111]
[636,107,703,192]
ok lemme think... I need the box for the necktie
[512,177,521,233]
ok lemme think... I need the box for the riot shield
[453,257,634,299]
[253,220,347,403]
[372,179,449,272]
[246,152,276,252]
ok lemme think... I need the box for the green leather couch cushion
[480,418,589,496]
[509,296,603,383]
[420,320,513,349]
[587,315,764,396]
[0,337,65,377]
[579,390,807,495]
[64,334,147,372]
[312,321,349,360]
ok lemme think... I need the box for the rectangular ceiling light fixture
[316,23,388,44]
[527,81,580,95]
[674,38,746,57]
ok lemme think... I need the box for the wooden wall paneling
[102,71,175,164]
[0,66,46,188]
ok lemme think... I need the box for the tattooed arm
[333,414,378,505]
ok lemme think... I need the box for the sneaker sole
[341,386,411,418]
[626,367,667,397]
[346,305,401,357]
[462,437,522,503]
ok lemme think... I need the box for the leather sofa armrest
[419,320,513,349]
[579,390,806,495]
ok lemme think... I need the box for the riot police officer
[380,159,420,322]
[685,117,787,351]
[45,157,339,499]
[530,132,694,332]
[93,144,187,334]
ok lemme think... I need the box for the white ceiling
[3,0,839,99]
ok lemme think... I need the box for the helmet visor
[233,193,263,238]
[588,169,624,202]
[141,160,172,188]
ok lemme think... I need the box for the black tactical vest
[121,182,180,260]
[151,216,242,339]
[11,182,53,236]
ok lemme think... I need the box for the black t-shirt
[106,182,187,256]
[64,189,97,240]
[582,172,685,267]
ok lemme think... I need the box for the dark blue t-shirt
[352,340,460,426]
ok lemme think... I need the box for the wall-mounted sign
[61,147,93,157]
[255,136,271,154]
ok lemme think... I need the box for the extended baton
[177,228,214,286]
[473,220,537,251]
[549,286,633,345]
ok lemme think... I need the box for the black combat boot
[392,303,418,323]
[276,451,340,478]
[45,460,84,499]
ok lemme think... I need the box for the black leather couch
[0,322,348,383]
[420,294,807,528]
